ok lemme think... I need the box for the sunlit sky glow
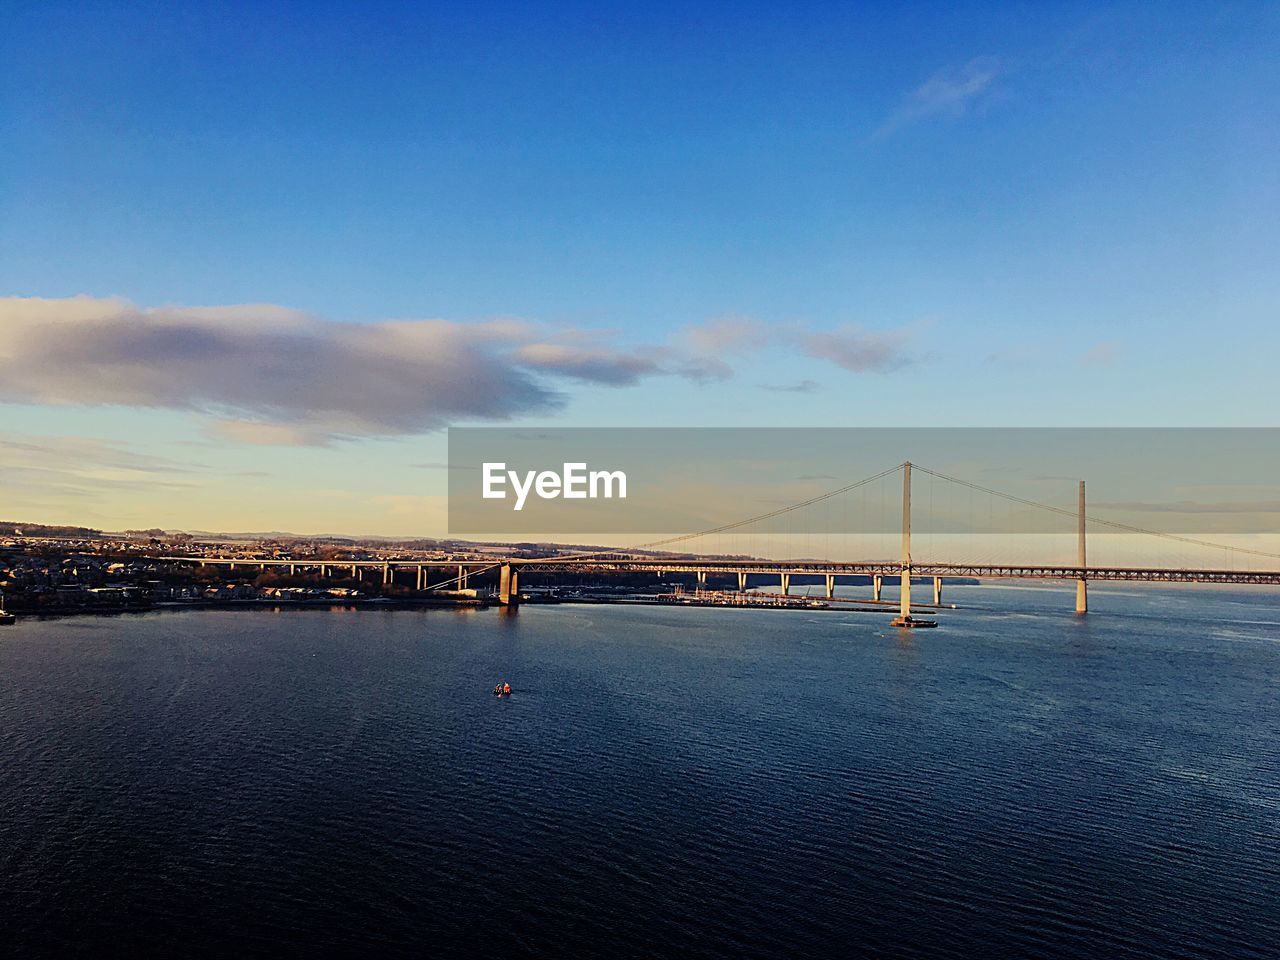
[2,1,1278,536]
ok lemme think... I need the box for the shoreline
[0,593,951,622]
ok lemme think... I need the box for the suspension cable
[912,462,1280,563]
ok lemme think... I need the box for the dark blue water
[2,585,1278,958]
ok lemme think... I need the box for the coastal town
[0,524,507,613]
[0,524,930,618]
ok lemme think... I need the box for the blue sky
[2,1,1278,534]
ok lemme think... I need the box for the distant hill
[2,520,749,562]
[0,521,103,539]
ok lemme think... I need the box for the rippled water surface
[3,585,1278,958]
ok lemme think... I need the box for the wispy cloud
[0,432,199,519]
[683,316,768,355]
[673,316,768,383]
[799,327,913,373]
[671,355,734,384]
[680,317,914,379]
[759,379,820,393]
[876,56,1002,138]
[511,341,660,385]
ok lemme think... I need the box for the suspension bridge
[159,462,1280,623]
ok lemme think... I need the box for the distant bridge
[152,553,1280,614]
[155,461,1280,622]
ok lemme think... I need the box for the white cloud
[0,297,921,442]
[0,296,672,443]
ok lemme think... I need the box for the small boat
[890,615,937,629]
[493,683,512,697]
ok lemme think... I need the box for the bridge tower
[890,461,934,627]
[900,461,911,618]
[1076,480,1088,615]
[891,462,916,626]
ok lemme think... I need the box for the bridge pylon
[1076,480,1088,615]
[900,462,911,617]
[892,461,933,627]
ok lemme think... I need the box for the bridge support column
[780,573,790,595]
[825,574,835,599]
[891,462,915,626]
[458,565,468,589]
[737,572,748,592]
[417,566,424,590]
[499,564,519,605]
[697,571,707,589]
[229,561,235,571]
[351,564,357,579]
[873,575,882,601]
[383,563,390,585]
[289,564,295,576]
[1076,480,1088,615]
[933,577,942,606]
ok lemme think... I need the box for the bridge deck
[154,556,1280,585]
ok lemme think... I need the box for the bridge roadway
[513,558,1280,585]
[158,556,1280,586]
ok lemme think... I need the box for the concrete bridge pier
[825,574,835,599]
[318,563,325,578]
[416,566,425,590]
[933,577,942,605]
[737,572,748,592]
[499,564,519,605]
[697,570,707,588]
[382,563,390,586]
[872,575,882,601]
[458,565,468,589]
[289,564,295,576]
[780,573,791,595]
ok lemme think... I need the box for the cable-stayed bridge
[160,462,1280,621]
